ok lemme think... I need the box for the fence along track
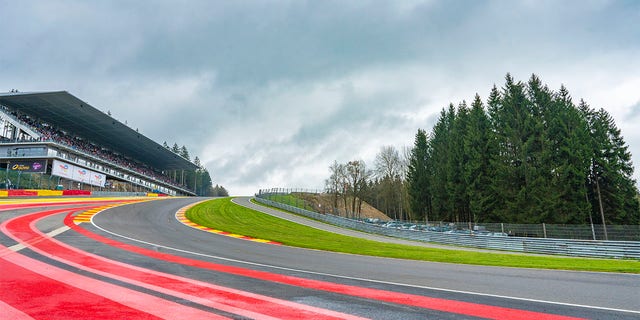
[254,196,640,259]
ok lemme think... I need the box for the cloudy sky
[1,0,639,195]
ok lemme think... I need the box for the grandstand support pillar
[181,170,184,185]
[5,160,9,190]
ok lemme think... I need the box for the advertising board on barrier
[90,173,105,187]
[9,160,47,173]
[73,168,91,184]
[52,160,73,179]
[52,159,106,187]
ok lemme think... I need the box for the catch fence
[256,188,640,259]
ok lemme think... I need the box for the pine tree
[583,105,639,227]
[450,101,470,223]
[463,94,491,223]
[484,85,506,221]
[488,75,523,221]
[338,73,639,226]
[496,74,545,222]
[180,145,190,161]
[406,129,431,222]
[524,75,555,222]
[543,85,591,223]
[429,107,455,221]
[211,184,229,197]
[200,169,213,196]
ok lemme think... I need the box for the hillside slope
[293,192,391,221]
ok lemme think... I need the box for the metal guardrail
[254,197,640,259]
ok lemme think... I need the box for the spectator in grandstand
[7,112,188,190]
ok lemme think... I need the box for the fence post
[543,223,547,238]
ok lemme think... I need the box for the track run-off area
[0,197,638,319]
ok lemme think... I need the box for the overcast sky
[1,0,639,195]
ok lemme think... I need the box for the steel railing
[254,194,640,259]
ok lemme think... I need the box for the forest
[327,74,639,225]
[163,142,228,197]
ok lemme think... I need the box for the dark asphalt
[78,197,640,319]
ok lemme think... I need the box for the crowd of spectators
[2,109,189,191]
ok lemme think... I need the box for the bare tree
[374,146,411,220]
[345,160,371,218]
[374,145,401,180]
[325,160,346,214]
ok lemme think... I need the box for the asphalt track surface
[1,197,638,319]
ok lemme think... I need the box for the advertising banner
[52,159,106,187]
[72,167,91,184]
[9,160,47,173]
[52,160,73,179]
[90,172,106,187]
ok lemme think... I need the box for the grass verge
[259,193,316,211]
[186,197,640,273]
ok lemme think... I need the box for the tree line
[325,147,411,221]
[163,142,228,197]
[327,74,639,225]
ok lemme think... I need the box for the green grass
[262,193,316,211]
[186,197,640,273]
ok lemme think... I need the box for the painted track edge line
[173,200,282,245]
[88,203,640,315]
[7,225,70,253]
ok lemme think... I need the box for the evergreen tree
[492,74,542,222]
[406,129,431,222]
[429,107,454,221]
[200,169,213,196]
[524,75,555,222]
[172,143,180,154]
[450,101,470,223]
[583,105,639,226]
[463,94,492,223]
[484,85,506,221]
[543,85,591,223]
[211,184,229,197]
[180,145,190,161]
[336,73,639,226]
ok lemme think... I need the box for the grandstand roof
[0,91,198,170]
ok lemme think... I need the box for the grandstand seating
[5,112,185,188]
[1,106,189,194]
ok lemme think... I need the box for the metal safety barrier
[254,196,640,259]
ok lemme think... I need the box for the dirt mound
[293,192,391,221]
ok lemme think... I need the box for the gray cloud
[628,101,640,120]
[1,0,639,194]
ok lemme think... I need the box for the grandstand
[0,91,198,196]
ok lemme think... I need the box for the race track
[1,197,638,319]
